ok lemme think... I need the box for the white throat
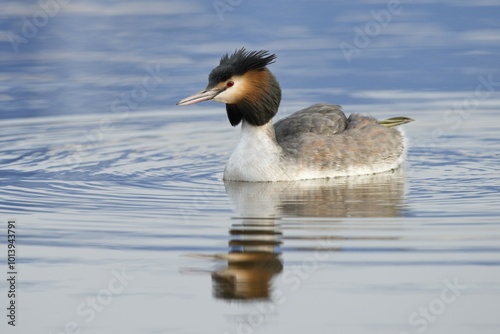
[223,121,285,181]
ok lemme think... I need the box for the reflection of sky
[1,3,500,334]
[0,0,499,118]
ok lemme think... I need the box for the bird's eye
[226,81,234,87]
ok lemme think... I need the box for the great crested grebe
[177,48,413,182]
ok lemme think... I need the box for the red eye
[226,81,234,87]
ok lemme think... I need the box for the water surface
[1,1,500,333]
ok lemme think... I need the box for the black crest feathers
[208,48,276,87]
[219,48,276,73]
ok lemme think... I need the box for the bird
[177,48,413,182]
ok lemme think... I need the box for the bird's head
[177,48,281,126]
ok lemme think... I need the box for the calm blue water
[1,1,500,333]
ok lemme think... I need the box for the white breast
[223,122,286,181]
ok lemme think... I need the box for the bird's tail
[378,117,414,127]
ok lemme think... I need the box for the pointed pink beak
[176,87,224,106]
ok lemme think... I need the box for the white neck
[223,121,285,181]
